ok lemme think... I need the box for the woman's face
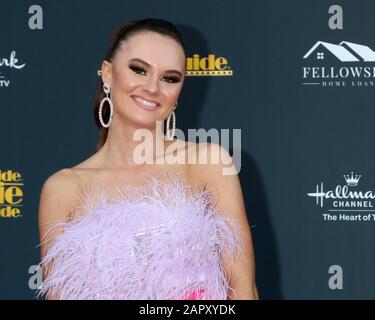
[101,31,186,130]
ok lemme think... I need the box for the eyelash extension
[129,65,146,75]
[163,76,181,84]
[129,64,181,84]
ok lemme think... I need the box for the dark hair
[93,18,186,152]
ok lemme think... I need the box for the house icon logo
[303,41,375,62]
[302,40,375,87]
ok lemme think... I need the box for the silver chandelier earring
[166,101,177,141]
[98,83,114,128]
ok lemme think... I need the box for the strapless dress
[37,175,242,300]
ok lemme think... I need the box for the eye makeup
[128,58,182,84]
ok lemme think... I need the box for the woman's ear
[101,60,112,87]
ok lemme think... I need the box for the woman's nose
[143,75,160,95]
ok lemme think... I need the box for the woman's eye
[163,76,181,84]
[129,65,180,84]
[129,65,146,75]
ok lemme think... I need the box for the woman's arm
[38,168,80,299]
[190,142,259,300]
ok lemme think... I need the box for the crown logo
[343,172,361,186]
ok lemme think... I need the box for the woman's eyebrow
[129,58,183,77]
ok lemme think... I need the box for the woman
[37,18,258,300]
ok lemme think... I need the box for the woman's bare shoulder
[40,168,82,203]
[39,168,82,223]
[42,168,80,192]
[187,141,235,181]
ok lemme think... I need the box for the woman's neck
[99,121,167,170]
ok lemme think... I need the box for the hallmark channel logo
[0,51,26,88]
[302,41,375,87]
[0,169,24,218]
[307,172,375,222]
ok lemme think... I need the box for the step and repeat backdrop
[1,0,375,299]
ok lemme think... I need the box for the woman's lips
[131,95,160,111]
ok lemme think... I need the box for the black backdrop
[1,0,375,299]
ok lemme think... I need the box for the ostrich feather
[36,175,243,300]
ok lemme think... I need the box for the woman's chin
[130,117,164,131]
[117,109,165,131]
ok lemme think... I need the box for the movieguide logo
[0,169,23,218]
[307,172,375,222]
[302,41,375,87]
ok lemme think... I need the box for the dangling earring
[166,101,177,141]
[98,83,114,128]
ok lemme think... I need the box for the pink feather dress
[37,175,242,300]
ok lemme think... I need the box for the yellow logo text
[0,170,23,218]
[186,54,233,76]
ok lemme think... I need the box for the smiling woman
[94,20,186,143]
[37,18,258,300]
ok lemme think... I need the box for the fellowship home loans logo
[0,51,26,88]
[307,172,375,222]
[0,170,24,218]
[302,41,375,87]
